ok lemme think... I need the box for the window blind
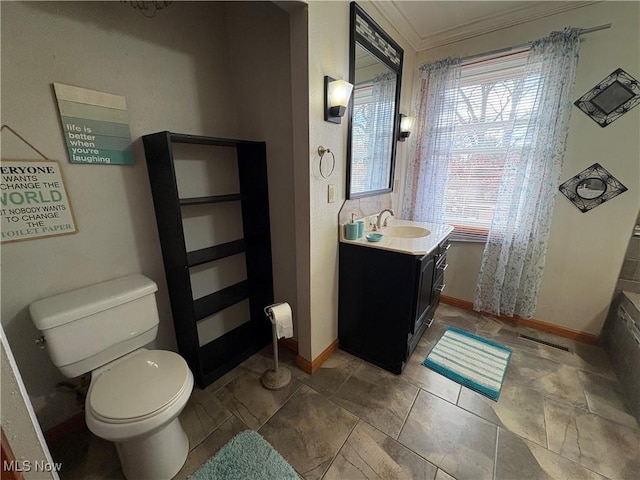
[437,50,542,242]
[351,84,373,193]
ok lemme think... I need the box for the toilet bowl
[29,274,194,479]
[86,349,194,479]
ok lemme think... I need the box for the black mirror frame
[346,2,404,200]
[558,162,628,213]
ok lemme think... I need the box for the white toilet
[29,274,194,479]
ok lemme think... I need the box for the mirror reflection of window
[351,84,373,193]
[576,177,606,199]
[350,44,397,195]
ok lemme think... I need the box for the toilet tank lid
[29,274,158,330]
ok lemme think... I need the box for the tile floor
[50,304,640,479]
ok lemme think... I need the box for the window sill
[448,224,489,243]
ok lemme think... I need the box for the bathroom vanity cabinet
[338,233,450,374]
[143,132,273,388]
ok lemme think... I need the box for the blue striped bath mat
[423,326,512,401]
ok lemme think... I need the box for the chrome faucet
[376,208,395,230]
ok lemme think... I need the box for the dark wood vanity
[337,4,449,374]
[338,230,451,374]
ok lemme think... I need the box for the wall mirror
[559,162,628,213]
[576,178,606,199]
[346,2,403,199]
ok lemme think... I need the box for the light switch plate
[327,184,335,203]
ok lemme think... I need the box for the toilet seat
[88,349,190,424]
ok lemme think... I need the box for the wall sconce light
[398,114,416,141]
[325,76,354,124]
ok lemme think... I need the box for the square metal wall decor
[574,68,640,127]
[559,163,627,213]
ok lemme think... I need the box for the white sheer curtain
[403,29,581,319]
[474,29,581,318]
[364,72,397,191]
[402,58,462,223]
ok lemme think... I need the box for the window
[438,51,542,241]
[351,83,374,193]
[350,73,396,193]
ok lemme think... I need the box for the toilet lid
[89,350,190,422]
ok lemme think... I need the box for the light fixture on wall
[325,76,354,124]
[398,114,416,141]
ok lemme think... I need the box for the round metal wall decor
[558,163,627,213]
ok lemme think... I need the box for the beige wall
[402,1,640,335]
[287,2,313,359]
[1,1,296,430]
[307,0,350,359]
[305,1,415,359]
[225,1,298,332]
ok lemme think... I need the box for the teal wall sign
[54,83,135,165]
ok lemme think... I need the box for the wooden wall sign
[1,160,77,243]
[54,83,134,165]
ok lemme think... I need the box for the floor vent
[518,334,572,352]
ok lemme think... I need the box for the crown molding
[372,1,598,53]
[368,1,423,52]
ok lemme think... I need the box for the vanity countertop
[340,219,453,256]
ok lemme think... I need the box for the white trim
[372,1,596,52]
[1,325,60,479]
[369,1,422,51]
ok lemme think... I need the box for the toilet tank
[29,274,160,378]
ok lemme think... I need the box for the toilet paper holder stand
[261,303,292,390]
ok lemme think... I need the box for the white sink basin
[384,226,430,238]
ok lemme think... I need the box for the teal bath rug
[188,430,298,480]
[423,326,512,401]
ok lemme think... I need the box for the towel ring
[317,146,335,179]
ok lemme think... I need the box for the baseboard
[277,337,299,353]
[44,411,86,446]
[440,295,599,345]
[2,427,25,480]
[295,339,339,374]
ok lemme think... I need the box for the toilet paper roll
[268,302,294,339]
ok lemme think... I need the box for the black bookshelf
[143,131,273,388]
